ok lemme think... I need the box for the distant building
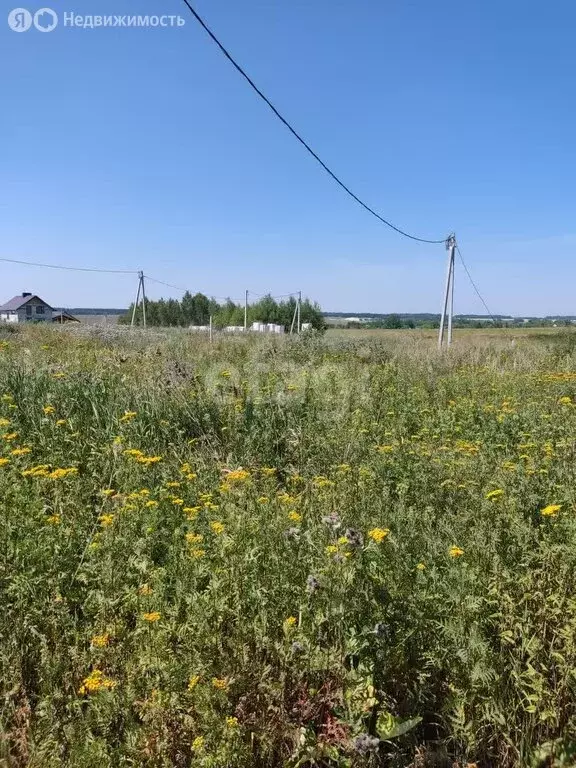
[52,311,80,324]
[0,293,53,323]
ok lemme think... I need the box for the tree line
[120,291,325,330]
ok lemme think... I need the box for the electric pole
[244,289,248,331]
[438,234,456,349]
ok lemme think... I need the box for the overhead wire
[179,0,446,246]
[456,244,496,321]
[0,256,137,274]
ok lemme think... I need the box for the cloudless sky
[2,0,576,314]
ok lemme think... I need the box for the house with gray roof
[0,293,54,323]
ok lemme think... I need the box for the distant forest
[120,291,325,330]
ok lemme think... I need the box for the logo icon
[8,7,32,31]
[34,7,57,31]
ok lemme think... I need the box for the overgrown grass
[2,326,576,767]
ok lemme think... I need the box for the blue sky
[2,0,575,314]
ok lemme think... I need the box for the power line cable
[145,275,243,303]
[456,244,496,321]
[0,256,137,274]
[180,0,446,246]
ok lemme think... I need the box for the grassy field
[2,325,576,767]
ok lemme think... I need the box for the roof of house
[0,294,53,312]
[52,312,80,322]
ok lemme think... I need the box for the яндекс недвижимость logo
[8,7,58,31]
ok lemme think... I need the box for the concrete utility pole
[244,289,248,332]
[297,290,301,334]
[131,271,147,328]
[438,234,456,349]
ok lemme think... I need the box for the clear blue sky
[2,0,575,314]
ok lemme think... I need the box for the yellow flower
[325,545,338,555]
[284,616,297,628]
[261,467,276,477]
[46,514,61,525]
[101,489,115,497]
[186,532,203,545]
[91,633,111,648]
[139,584,152,595]
[541,504,562,517]
[416,562,426,571]
[449,546,465,558]
[170,497,184,506]
[56,419,67,426]
[142,611,161,622]
[368,527,390,543]
[43,405,55,415]
[52,372,66,379]
[210,521,224,535]
[48,467,78,480]
[225,469,250,483]
[257,496,269,504]
[99,514,114,528]
[183,506,201,517]
[558,396,572,405]
[0,418,10,427]
[0,457,10,467]
[3,432,18,441]
[192,736,205,750]
[212,677,228,690]
[485,489,504,500]
[145,500,159,508]
[188,674,201,690]
[220,370,231,378]
[120,411,137,422]
[165,481,181,488]
[191,548,206,559]
[337,536,349,546]
[136,455,163,466]
[226,716,239,728]
[78,669,116,694]
[288,511,302,523]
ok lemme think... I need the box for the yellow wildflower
[183,506,201,517]
[192,736,205,750]
[46,514,61,525]
[449,546,465,558]
[139,584,152,595]
[226,716,239,728]
[43,405,55,415]
[257,496,269,504]
[485,489,504,500]
[284,616,297,628]
[186,532,203,545]
[78,669,116,694]
[136,455,163,466]
[368,527,390,543]
[325,545,338,555]
[558,396,572,405]
[288,511,302,523]
[220,370,231,378]
[191,548,206,559]
[145,500,159,508]
[0,457,10,467]
[541,504,562,517]
[3,432,18,441]
[170,497,184,506]
[120,411,137,422]
[188,675,200,690]
[416,562,426,570]
[210,521,224,535]
[56,419,67,426]
[225,469,250,483]
[0,418,10,427]
[99,514,114,528]
[337,536,349,546]
[142,611,161,622]
[48,467,78,480]
[260,467,276,477]
[165,481,181,488]
[212,678,228,690]
[91,633,111,648]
